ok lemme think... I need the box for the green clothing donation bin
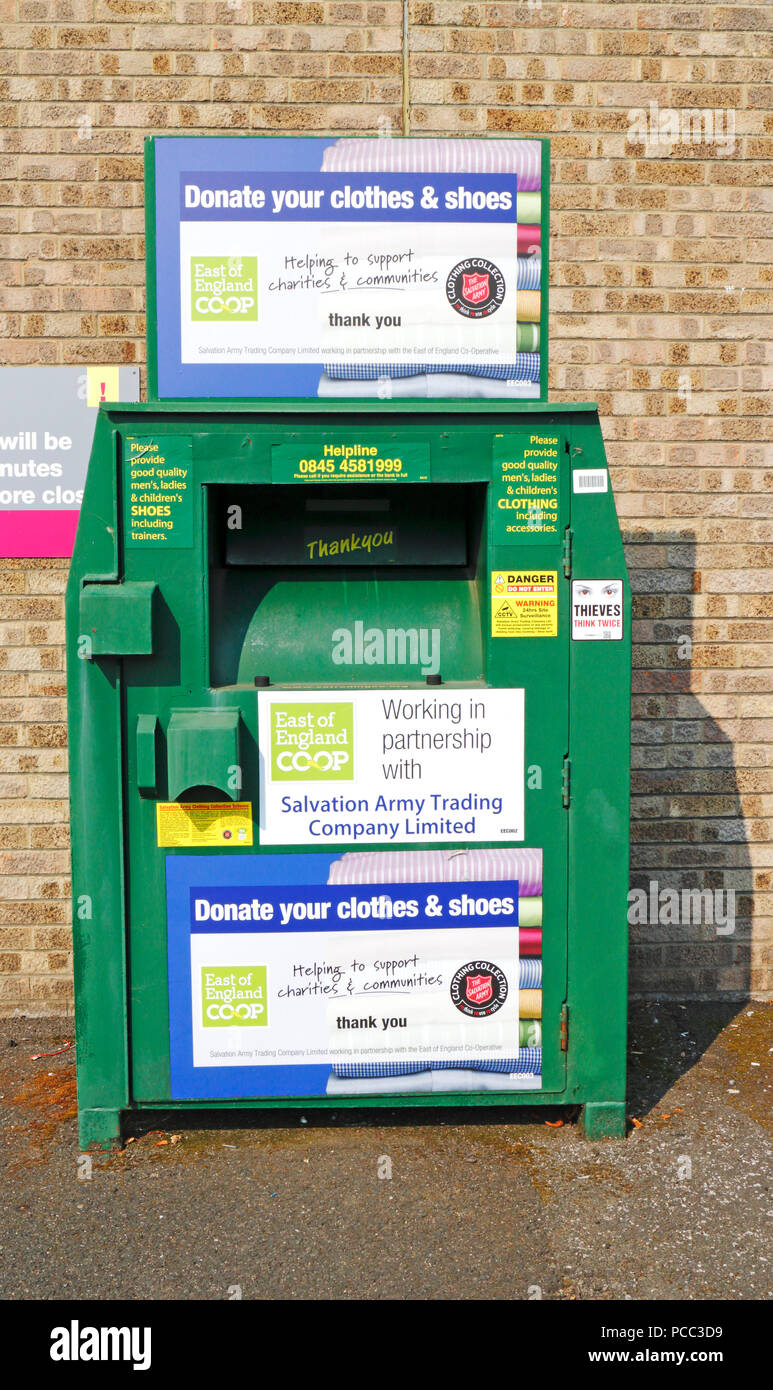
[66,400,631,1148]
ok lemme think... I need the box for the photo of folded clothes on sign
[322,355,540,383]
[517,290,541,323]
[517,223,541,255]
[328,846,543,892]
[317,375,539,400]
[517,896,542,927]
[516,191,541,224]
[520,926,542,955]
[317,136,545,400]
[324,847,543,1096]
[517,322,540,352]
[519,989,542,1020]
[519,957,542,989]
[321,136,543,188]
[517,255,541,291]
[332,1048,542,1080]
[326,1070,540,1094]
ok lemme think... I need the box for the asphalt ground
[0,1000,770,1302]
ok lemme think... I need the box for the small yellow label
[86,365,120,407]
[491,569,558,638]
[156,801,253,848]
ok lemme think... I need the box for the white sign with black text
[257,687,525,847]
[571,578,623,641]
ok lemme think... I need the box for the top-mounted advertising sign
[146,136,549,402]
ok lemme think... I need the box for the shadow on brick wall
[624,528,753,1008]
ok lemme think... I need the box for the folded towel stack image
[325,847,543,1094]
[318,137,544,400]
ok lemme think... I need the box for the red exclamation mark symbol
[100,381,106,401]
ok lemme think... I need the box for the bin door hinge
[562,527,572,578]
[560,1004,569,1052]
[561,754,571,808]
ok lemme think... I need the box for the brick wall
[0,1,771,1014]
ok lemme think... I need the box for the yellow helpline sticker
[491,569,558,637]
[156,801,253,848]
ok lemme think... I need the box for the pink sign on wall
[0,366,140,559]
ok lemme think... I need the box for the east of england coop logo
[269,702,354,781]
[190,258,257,321]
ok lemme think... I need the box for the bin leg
[580,1101,626,1140]
[78,1107,123,1151]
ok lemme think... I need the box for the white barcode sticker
[573,469,608,494]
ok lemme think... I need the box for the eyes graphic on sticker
[576,583,618,597]
[571,578,624,641]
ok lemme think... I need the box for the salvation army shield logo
[466,973,493,1005]
[450,960,508,1017]
[446,258,506,319]
[462,272,489,306]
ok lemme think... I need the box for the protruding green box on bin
[79,581,156,657]
[167,709,242,801]
[67,401,631,1149]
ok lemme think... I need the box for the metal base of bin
[78,1098,628,1149]
[79,1107,123,1152]
[580,1101,627,1140]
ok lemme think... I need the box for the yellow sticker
[86,365,120,407]
[156,801,253,848]
[491,569,558,638]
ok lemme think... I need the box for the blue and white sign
[257,686,525,846]
[149,136,544,400]
[166,851,535,1100]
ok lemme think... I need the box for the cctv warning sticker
[156,801,253,848]
[571,579,623,640]
[491,570,558,638]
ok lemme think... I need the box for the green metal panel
[233,579,484,688]
[566,418,631,1133]
[67,400,630,1146]
[79,581,156,657]
[66,414,130,1147]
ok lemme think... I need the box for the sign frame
[144,135,550,403]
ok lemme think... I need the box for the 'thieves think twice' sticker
[571,579,623,641]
